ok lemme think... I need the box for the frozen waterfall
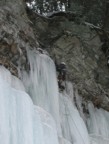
[0,66,59,144]
[20,49,61,135]
[1,49,109,144]
[87,103,109,144]
[59,83,90,144]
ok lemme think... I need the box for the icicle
[87,102,109,144]
[21,49,61,136]
[0,66,59,144]
[59,92,90,144]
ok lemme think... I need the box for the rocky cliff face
[1,2,109,112]
[0,5,39,76]
[27,9,109,111]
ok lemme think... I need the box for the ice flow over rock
[0,49,109,144]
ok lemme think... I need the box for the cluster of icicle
[0,48,109,144]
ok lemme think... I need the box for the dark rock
[27,10,109,111]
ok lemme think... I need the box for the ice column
[21,49,61,136]
[59,82,90,144]
[0,66,59,144]
[87,103,109,144]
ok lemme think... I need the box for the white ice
[20,50,91,144]
[2,47,109,144]
[0,66,59,144]
[87,103,109,144]
[21,49,61,136]
[59,92,90,144]
[35,106,59,144]
[58,137,72,144]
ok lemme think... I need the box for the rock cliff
[1,3,109,111]
[27,9,109,111]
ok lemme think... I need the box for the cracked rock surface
[27,10,109,111]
